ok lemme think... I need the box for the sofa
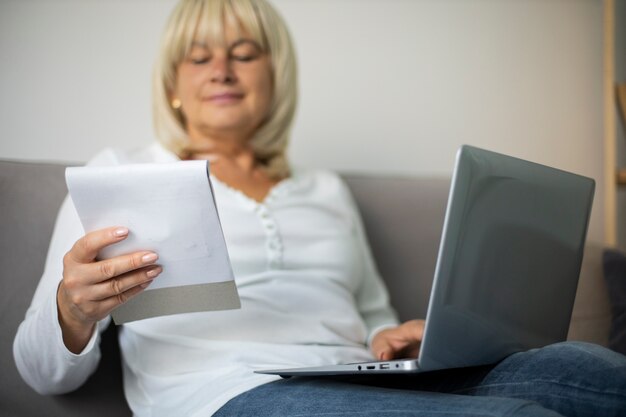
[0,159,613,417]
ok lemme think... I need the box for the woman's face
[173,27,273,143]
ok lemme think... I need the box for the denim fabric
[214,342,626,417]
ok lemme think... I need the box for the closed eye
[191,57,210,65]
[231,54,257,62]
[187,43,211,65]
[229,39,262,63]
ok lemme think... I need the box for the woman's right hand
[56,226,162,353]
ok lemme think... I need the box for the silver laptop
[256,145,595,377]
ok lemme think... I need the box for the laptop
[256,145,595,377]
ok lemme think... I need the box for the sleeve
[12,148,119,395]
[339,178,400,346]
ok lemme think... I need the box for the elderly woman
[13,0,626,416]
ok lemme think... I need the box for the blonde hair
[152,0,298,179]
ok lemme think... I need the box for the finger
[408,319,425,341]
[90,265,162,301]
[398,319,425,342]
[385,339,412,360]
[374,333,415,361]
[81,250,159,285]
[68,226,129,263]
[378,348,395,361]
[98,280,151,313]
[371,337,394,361]
[375,343,398,360]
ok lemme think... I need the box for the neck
[182,131,256,172]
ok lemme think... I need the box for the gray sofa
[0,159,613,417]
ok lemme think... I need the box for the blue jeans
[214,342,626,417]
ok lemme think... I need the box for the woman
[13,0,626,416]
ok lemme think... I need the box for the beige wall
[0,0,605,244]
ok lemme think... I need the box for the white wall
[0,0,605,243]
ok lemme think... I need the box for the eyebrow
[229,39,262,51]
[190,39,263,51]
[191,41,208,48]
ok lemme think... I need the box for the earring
[171,98,182,109]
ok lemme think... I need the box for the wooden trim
[604,0,616,246]
[618,83,626,128]
[618,83,625,190]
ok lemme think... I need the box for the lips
[206,92,244,103]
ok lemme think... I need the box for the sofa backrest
[342,175,450,320]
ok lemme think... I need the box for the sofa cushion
[603,249,626,355]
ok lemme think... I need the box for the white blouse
[14,143,399,417]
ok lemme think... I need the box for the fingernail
[140,280,153,288]
[146,266,162,278]
[114,227,129,237]
[142,253,158,263]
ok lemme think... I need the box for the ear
[166,85,182,110]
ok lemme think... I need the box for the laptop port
[379,363,390,370]
[366,365,376,370]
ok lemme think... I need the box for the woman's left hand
[370,319,425,361]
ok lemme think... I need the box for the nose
[210,53,236,84]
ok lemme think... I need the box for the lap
[462,341,626,417]
[214,378,560,417]
[214,342,626,417]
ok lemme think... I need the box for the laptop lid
[417,145,595,372]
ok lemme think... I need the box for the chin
[205,114,260,132]
[209,120,250,131]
